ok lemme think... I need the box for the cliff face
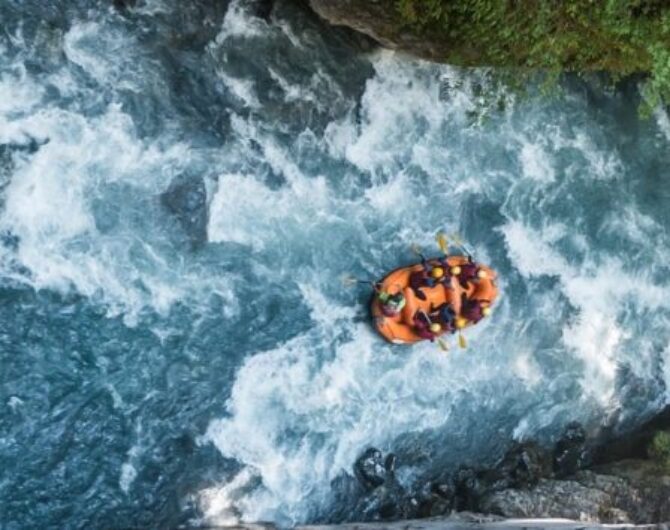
[306,0,451,61]
[306,0,670,108]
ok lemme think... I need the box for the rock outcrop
[349,409,670,524]
[306,0,450,62]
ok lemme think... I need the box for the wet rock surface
[354,448,389,490]
[350,409,670,524]
[553,422,589,478]
[306,0,449,61]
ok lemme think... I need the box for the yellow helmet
[482,306,492,316]
[455,317,468,329]
[450,266,462,276]
[429,323,442,333]
[431,267,444,279]
[477,269,488,279]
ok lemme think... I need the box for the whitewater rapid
[1,1,670,528]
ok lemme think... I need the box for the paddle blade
[437,338,449,352]
[436,232,449,254]
[458,332,467,349]
[410,243,423,256]
[341,275,359,287]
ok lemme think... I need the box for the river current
[1,0,670,528]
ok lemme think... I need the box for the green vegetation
[393,0,670,110]
[648,430,670,470]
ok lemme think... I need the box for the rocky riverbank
[345,408,670,524]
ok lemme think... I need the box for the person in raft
[377,290,406,317]
[433,302,456,332]
[413,311,442,341]
[409,259,450,301]
[460,294,492,324]
[452,256,489,288]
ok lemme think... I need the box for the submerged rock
[112,0,137,11]
[160,174,208,247]
[251,0,275,20]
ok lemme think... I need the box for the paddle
[410,243,425,259]
[449,233,475,258]
[341,275,378,290]
[458,332,467,349]
[436,232,449,255]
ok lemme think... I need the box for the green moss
[392,0,670,107]
[648,430,670,470]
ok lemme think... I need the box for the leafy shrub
[648,430,670,470]
[393,0,670,108]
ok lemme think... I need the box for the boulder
[354,448,390,491]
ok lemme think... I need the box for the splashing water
[1,0,669,528]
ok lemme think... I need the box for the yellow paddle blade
[436,232,449,254]
[437,338,449,352]
[458,332,467,349]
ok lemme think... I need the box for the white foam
[512,349,542,386]
[0,99,236,321]
[135,0,171,16]
[63,22,145,92]
[518,141,555,183]
[341,52,451,175]
[654,105,670,143]
[119,425,144,494]
[207,170,331,252]
[205,0,271,109]
[501,219,670,405]
[0,67,44,117]
[119,463,137,494]
[217,0,267,39]
[7,396,24,411]
[197,468,271,526]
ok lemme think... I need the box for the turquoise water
[1,0,670,528]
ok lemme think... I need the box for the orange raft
[370,256,498,344]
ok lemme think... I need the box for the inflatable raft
[371,256,498,345]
